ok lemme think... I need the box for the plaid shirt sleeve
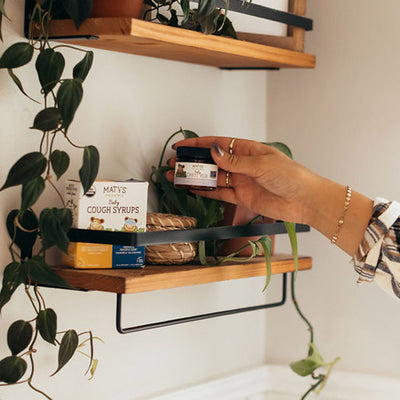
[353,198,400,299]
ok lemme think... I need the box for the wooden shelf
[52,253,312,294]
[47,18,315,69]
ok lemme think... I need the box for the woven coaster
[145,213,197,265]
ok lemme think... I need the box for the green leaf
[284,222,298,280]
[290,358,321,377]
[52,330,79,376]
[0,356,27,383]
[7,320,33,355]
[50,150,70,180]
[6,209,38,260]
[60,0,93,29]
[267,142,293,159]
[57,207,73,232]
[39,208,71,253]
[21,177,45,211]
[0,262,26,313]
[0,42,34,69]
[257,235,272,292]
[31,107,62,131]
[1,152,47,191]
[57,78,83,131]
[37,308,57,345]
[7,69,39,103]
[79,145,99,194]
[290,343,325,377]
[25,255,71,288]
[197,0,217,18]
[35,48,65,96]
[181,0,190,23]
[73,51,93,82]
[181,129,199,139]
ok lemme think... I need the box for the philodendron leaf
[73,51,93,82]
[57,78,83,131]
[257,235,272,292]
[50,150,70,180]
[7,320,33,355]
[39,208,71,253]
[197,0,217,17]
[0,356,27,383]
[24,255,71,289]
[35,48,65,96]
[1,152,47,191]
[267,142,293,159]
[7,69,39,103]
[0,262,26,313]
[284,221,298,280]
[6,209,38,260]
[51,330,79,376]
[290,343,324,377]
[0,42,34,69]
[79,145,99,194]
[181,0,190,23]
[37,308,57,345]
[60,0,93,29]
[21,177,45,211]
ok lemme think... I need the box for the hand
[166,136,374,256]
[166,136,317,224]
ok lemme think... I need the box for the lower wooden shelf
[52,253,312,294]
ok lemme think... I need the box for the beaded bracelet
[331,186,352,244]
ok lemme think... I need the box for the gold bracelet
[331,186,352,244]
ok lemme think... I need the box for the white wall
[0,2,272,399]
[267,0,400,381]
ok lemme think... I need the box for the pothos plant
[151,128,340,399]
[143,0,251,38]
[0,0,100,398]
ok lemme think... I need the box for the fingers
[172,136,270,157]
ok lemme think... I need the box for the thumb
[211,142,260,177]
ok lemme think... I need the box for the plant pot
[217,203,275,257]
[90,0,144,18]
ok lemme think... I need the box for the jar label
[174,161,218,188]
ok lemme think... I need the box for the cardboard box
[62,179,148,269]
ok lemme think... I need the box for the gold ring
[225,171,231,187]
[228,138,236,154]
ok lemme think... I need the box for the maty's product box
[62,179,148,269]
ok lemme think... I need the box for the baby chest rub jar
[174,146,218,190]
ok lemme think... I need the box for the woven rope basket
[145,213,197,265]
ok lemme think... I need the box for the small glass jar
[174,146,218,190]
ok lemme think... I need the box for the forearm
[303,174,374,256]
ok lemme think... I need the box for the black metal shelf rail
[24,0,313,39]
[67,222,308,334]
[116,273,288,334]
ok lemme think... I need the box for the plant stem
[291,272,314,344]
[300,376,325,400]
[158,128,182,168]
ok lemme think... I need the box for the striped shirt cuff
[354,198,400,283]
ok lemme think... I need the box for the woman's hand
[166,136,316,224]
[166,136,374,256]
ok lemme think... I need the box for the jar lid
[176,146,213,161]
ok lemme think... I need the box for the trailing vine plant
[0,1,100,398]
[151,128,340,399]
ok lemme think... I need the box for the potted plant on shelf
[150,127,340,399]
[143,0,251,38]
[0,1,100,398]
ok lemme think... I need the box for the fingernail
[172,143,177,150]
[211,142,224,157]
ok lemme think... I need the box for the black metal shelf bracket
[116,273,287,334]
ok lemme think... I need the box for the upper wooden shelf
[52,253,312,294]
[47,18,316,69]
